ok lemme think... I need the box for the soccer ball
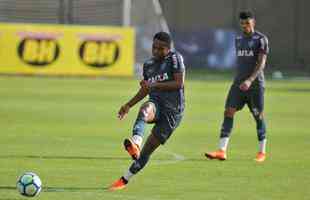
[16,172,42,197]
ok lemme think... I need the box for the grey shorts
[225,84,264,114]
[147,99,183,144]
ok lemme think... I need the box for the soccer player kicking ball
[205,11,269,162]
[109,32,185,191]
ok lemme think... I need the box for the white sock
[259,139,267,154]
[219,137,230,151]
[123,170,134,181]
[132,135,143,147]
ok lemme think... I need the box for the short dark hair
[153,31,171,47]
[239,11,255,20]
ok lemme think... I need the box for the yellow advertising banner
[0,23,135,76]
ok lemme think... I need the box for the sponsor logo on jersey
[237,50,254,57]
[148,72,169,83]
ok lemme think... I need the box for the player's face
[240,18,255,35]
[152,39,170,60]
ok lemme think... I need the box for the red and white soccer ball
[16,172,42,197]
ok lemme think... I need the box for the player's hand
[118,104,130,120]
[239,79,252,91]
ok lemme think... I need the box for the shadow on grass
[0,154,224,162]
[269,87,310,93]
[0,186,108,192]
[0,198,21,200]
[0,155,189,161]
[0,155,129,161]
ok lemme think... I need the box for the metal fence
[0,0,62,23]
[0,0,124,25]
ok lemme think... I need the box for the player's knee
[224,108,236,118]
[253,111,264,120]
[141,102,155,114]
[139,103,154,119]
[258,112,264,120]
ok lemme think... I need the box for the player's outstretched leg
[109,133,161,191]
[124,102,157,160]
[252,112,267,162]
[205,108,236,160]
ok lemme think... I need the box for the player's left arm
[240,36,269,91]
[248,52,267,82]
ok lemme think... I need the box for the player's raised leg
[109,132,161,191]
[124,101,157,160]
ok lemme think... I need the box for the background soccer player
[109,32,185,190]
[205,11,269,162]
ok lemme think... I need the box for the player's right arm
[118,63,149,120]
[118,87,148,120]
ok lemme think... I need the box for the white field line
[151,149,186,165]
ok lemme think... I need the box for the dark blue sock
[255,117,266,141]
[132,114,146,137]
[220,116,234,138]
[129,153,150,174]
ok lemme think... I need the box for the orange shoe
[254,152,266,162]
[205,150,227,160]
[123,138,140,160]
[108,177,128,191]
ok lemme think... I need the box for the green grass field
[0,76,309,200]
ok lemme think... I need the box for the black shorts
[225,84,264,114]
[148,99,183,145]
